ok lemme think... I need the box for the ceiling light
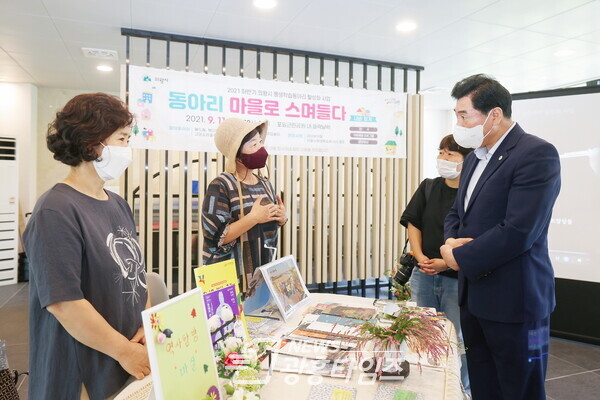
[396,20,417,32]
[554,49,574,57]
[97,65,113,72]
[253,0,277,10]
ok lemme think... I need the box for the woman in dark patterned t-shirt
[202,118,287,292]
[23,93,150,400]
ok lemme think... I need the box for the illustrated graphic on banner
[126,65,407,158]
[142,287,220,400]
[194,259,249,348]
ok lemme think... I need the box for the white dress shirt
[464,122,516,211]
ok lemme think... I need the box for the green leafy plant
[355,308,450,375]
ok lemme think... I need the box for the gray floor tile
[0,302,29,345]
[5,343,28,372]
[0,283,29,344]
[17,374,28,400]
[546,354,587,379]
[545,371,600,400]
[0,282,27,307]
[3,284,29,307]
[549,338,600,370]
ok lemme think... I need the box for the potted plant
[355,308,450,379]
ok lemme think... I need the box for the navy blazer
[444,123,561,323]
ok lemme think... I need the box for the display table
[115,293,466,400]
[257,293,466,400]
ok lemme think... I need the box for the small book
[244,255,311,321]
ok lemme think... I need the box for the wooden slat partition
[158,150,166,282]
[166,150,174,295]
[121,29,425,296]
[122,96,423,295]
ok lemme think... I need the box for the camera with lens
[393,251,419,286]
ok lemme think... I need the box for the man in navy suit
[439,75,561,399]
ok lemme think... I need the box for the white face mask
[437,158,462,179]
[453,111,493,149]
[94,144,132,181]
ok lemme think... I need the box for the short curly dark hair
[47,93,133,166]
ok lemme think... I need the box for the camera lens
[393,263,414,286]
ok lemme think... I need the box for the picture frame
[253,255,311,321]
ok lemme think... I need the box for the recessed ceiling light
[253,0,277,10]
[396,20,417,32]
[97,65,113,72]
[554,49,574,57]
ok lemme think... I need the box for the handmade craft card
[142,287,220,400]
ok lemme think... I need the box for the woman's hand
[274,195,288,226]
[116,341,151,380]
[130,325,146,345]
[249,195,278,224]
[414,252,429,264]
[46,299,151,381]
[418,258,447,275]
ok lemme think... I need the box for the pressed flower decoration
[150,313,162,330]
[355,308,450,377]
[148,312,173,344]
[213,337,274,400]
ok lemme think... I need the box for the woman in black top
[400,134,472,394]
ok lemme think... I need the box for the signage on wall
[126,65,407,158]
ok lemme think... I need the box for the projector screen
[512,91,600,283]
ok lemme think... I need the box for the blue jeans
[409,270,471,396]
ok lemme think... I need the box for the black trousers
[460,305,549,400]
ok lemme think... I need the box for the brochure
[194,259,249,348]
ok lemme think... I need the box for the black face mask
[239,147,268,169]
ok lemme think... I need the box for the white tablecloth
[257,293,466,400]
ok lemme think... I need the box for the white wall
[422,92,454,179]
[37,88,121,197]
[36,88,91,197]
[0,85,123,251]
[0,83,37,249]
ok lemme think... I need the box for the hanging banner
[126,65,407,158]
